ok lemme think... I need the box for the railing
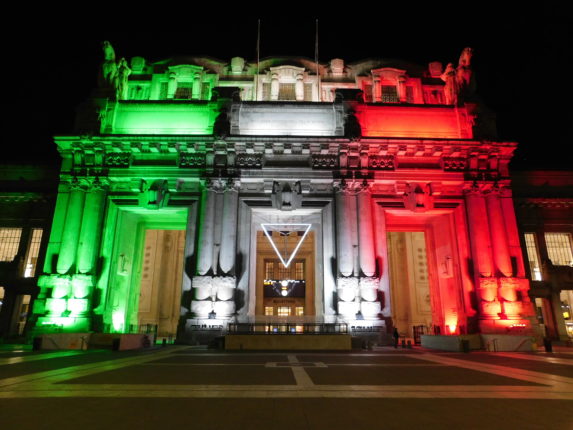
[227,322,348,335]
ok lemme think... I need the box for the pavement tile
[305,364,544,386]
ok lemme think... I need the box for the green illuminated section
[101,207,189,333]
[111,101,219,135]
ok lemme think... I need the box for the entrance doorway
[255,229,315,318]
[387,231,433,337]
[137,229,185,338]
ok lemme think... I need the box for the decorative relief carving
[236,153,263,168]
[311,154,338,169]
[104,152,131,167]
[368,155,395,170]
[179,153,206,168]
[441,156,467,171]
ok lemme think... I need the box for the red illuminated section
[355,105,475,139]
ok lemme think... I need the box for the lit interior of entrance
[387,231,433,336]
[255,229,315,318]
[137,229,185,338]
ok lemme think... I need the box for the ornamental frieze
[368,155,395,170]
[104,152,132,167]
[179,153,206,168]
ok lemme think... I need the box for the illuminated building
[24,43,543,343]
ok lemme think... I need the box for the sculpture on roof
[99,41,117,90]
[116,57,131,100]
[440,63,458,105]
[456,47,474,95]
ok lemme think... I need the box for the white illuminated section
[261,223,311,268]
[237,104,342,136]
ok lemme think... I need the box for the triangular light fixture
[261,223,311,268]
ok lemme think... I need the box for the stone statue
[99,41,117,89]
[456,47,474,95]
[440,63,458,105]
[116,57,131,100]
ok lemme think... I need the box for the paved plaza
[1,345,572,429]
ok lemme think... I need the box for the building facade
[0,165,57,339]
[28,43,540,342]
[513,171,573,341]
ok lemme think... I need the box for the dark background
[8,10,571,169]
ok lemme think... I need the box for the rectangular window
[159,82,168,99]
[295,262,304,280]
[406,86,415,103]
[278,83,296,101]
[524,233,543,281]
[265,261,274,280]
[545,233,573,266]
[175,82,193,99]
[0,228,22,262]
[277,306,291,317]
[265,306,274,316]
[277,263,289,280]
[262,83,271,101]
[381,85,399,103]
[295,307,304,316]
[23,228,43,278]
[304,83,313,101]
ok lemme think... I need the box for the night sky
[10,10,570,169]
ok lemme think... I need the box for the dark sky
[11,10,571,169]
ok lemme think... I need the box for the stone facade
[28,44,539,341]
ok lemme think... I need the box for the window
[406,86,415,103]
[278,83,296,101]
[545,233,573,266]
[304,83,313,101]
[277,306,291,317]
[295,307,304,316]
[175,82,193,99]
[262,83,271,101]
[362,84,373,102]
[295,262,304,280]
[265,306,274,316]
[381,85,398,103]
[23,228,43,278]
[524,233,542,280]
[0,228,22,262]
[265,261,274,279]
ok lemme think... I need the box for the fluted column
[197,185,216,275]
[56,180,87,274]
[77,179,108,274]
[335,187,353,277]
[485,189,513,277]
[464,188,494,278]
[219,186,239,275]
[357,188,376,277]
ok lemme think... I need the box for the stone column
[77,179,108,274]
[167,72,177,99]
[197,185,216,275]
[464,189,494,277]
[219,186,239,275]
[181,202,198,293]
[373,77,381,102]
[270,73,279,101]
[335,188,353,277]
[192,73,201,99]
[398,75,407,102]
[56,180,87,274]
[485,189,513,277]
[211,191,224,274]
[295,74,304,101]
[357,188,376,277]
